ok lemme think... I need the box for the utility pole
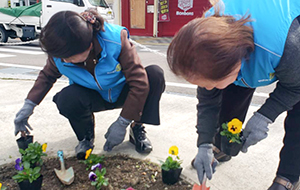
[153,0,158,37]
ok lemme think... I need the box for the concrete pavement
[0,73,297,190]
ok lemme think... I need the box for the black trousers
[53,65,165,142]
[214,84,300,180]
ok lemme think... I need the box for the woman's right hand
[194,143,219,184]
[14,99,36,136]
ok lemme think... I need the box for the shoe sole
[76,152,86,160]
[76,145,94,160]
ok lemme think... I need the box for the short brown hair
[167,8,254,81]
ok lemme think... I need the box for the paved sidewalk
[0,75,295,190]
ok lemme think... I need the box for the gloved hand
[103,116,131,152]
[14,99,37,136]
[194,143,218,184]
[241,112,272,153]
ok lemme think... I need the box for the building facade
[117,0,210,37]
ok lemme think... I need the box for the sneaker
[75,138,94,160]
[129,124,152,153]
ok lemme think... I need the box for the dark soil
[0,154,193,190]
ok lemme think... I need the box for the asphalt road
[0,38,275,107]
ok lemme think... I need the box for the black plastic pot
[18,175,43,190]
[16,135,33,150]
[162,167,182,185]
[220,135,243,156]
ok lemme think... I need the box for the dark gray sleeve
[258,16,300,121]
[196,87,222,146]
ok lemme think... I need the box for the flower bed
[0,154,193,190]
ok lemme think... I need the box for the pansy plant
[81,149,105,170]
[12,161,41,183]
[12,142,47,183]
[88,163,109,189]
[19,142,47,167]
[220,118,243,144]
[160,146,182,171]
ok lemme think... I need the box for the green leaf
[222,123,228,130]
[33,167,41,174]
[19,149,26,154]
[23,161,30,169]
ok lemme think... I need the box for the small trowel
[192,174,210,190]
[54,150,74,185]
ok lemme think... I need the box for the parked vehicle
[0,0,114,43]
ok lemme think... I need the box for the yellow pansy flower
[227,118,242,134]
[42,143,47,152]
[85,149,92,160]
[169,146,179,156]
[0,182,2,189]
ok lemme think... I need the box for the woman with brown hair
[167,0,300,189]
[14,9,165,160]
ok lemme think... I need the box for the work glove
[103,116,131,152]
[241,112,272,153]
[194,143,219,184]
[14,99,37,136]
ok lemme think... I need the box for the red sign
[158,0,170,22]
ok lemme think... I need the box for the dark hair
[39,9,105,58]
[167,5,254,81]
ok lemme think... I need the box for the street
[0,39,275,108]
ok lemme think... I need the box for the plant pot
[18,175,43,190]
[16,135,33,150]
[220,135,243,156]
[162,167,182,185]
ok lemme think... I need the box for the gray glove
[103,116,131,152]
[241,112,272,153]
[194,143,218,184]
[14,99,37,136]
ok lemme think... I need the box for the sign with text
[177,0,194,16]
[158,0,170,22]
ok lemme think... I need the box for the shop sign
[158,0,170,22]
[176,0,194,16]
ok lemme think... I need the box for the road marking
[0,47,44,55]
[4,46,42,51]
[0,53,15,58]
[166,82,197,89]
[130,39,166,57]
[0,62,270,98]
[166,82,269,98]
[0,62,43,70]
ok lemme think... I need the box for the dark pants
[214,84,300,181]
[53,65,165,142]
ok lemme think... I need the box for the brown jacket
[27,30,149,121]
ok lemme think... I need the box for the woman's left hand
[241,112,272,153]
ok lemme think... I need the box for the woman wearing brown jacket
[14,9,165,160]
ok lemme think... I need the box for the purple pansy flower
[15,158,24,171]
[89,172,97,181]
[91,163,102,171]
